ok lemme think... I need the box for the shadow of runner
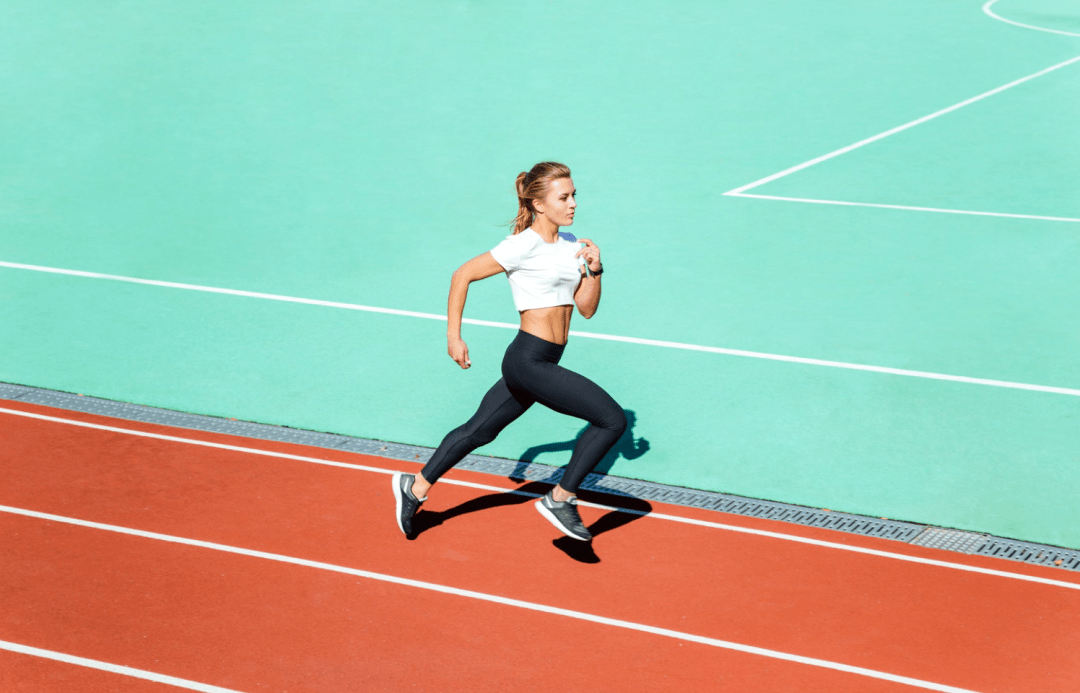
[409,481,547,537]
[409,481,653,564]
[552,490,653,563]
[509,408,650,482]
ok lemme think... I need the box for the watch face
[557,231,577,243]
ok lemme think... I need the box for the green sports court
[3,0,1079,552]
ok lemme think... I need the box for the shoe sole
[392,472,408,535]
[535,499,591,541]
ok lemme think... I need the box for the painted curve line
[983,0,1080,38]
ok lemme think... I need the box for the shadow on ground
[408,479,652,564]
[508,408,650,482]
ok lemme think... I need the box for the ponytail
[512,172,534,234]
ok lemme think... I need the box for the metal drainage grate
[1,382,358,450]
[910,527,988,554]
[3,380,1079,573]
[450,455,925,542]
[578,478,926,542]
[975,538,1080,571]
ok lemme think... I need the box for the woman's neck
[531,216,560,243]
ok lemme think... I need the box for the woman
[393,161,626,542]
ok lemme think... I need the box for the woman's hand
[575,239,602,273]
[448,336,472,369]
[572,238,603,318]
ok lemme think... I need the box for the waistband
[507,330,566,360]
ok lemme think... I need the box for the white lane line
[723,53,1080,196]
[984,0,1080,38]
[0,504,983,693]
[569,331,1080,396]
[728,193,1080,223]
[0,259,518,329]
[3,405,1079,592]
[3,260,1079,397]
[0,639,246,693]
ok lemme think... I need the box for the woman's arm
[447,251,506,368]
[573,239,603,319]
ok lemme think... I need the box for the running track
[1,400,1077,692]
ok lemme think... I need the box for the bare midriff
[519,305,575,345]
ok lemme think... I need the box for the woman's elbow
[451,267,471,286]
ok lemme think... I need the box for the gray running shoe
[392,472,425,535]
[535,490,592,541]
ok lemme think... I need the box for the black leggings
[421,330,627,493]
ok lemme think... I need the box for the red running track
[0,400,1078,692]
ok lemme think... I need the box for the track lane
[2,401,1078,691]
[1,512,919,693]
[1,400,1073,586]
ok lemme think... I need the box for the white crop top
[489,228,584,312]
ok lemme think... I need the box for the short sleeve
[489,233,533,272]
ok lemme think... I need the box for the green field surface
[2,0,1079,547]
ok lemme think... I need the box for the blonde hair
[511,161,572,234]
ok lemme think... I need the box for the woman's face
[535,177,576,227]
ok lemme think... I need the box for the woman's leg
[415,377,534,496]
[511,360,625,541]
[504,358,627,495]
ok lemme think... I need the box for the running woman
[393,161,626,541]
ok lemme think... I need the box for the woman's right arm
[447,251,506,369]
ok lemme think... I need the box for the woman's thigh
[509,359,622,426]
[466,377,535,437]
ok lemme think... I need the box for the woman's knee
[466,413,512,448]
[602,406,627,437]
[443,422,496,454]
[466,428,498,448]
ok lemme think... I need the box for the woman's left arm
[574,238,603,319]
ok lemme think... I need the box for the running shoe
[535,490,592,541]
[392,472,425,535]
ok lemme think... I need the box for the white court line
[0,639,246,693]
[984,0,1080,38]
[2,404,1079,592]
[723,52,1080,197]
[0,260,518,329]
[3,260,1079,397]
[731,193,1080,223]
[0,504,983,693]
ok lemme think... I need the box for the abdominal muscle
[519,305,575,345]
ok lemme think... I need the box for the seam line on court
[0,640,245,693]
[2,260,1078,397]
[0,503,984,693]
[2,404,1078,591]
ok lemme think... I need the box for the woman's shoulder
[490,227,544,270]
[495,228,543,250]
